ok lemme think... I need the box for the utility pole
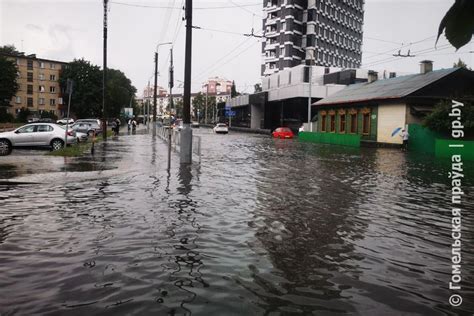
[153,52,158,124]
[181,0,193,164]
[102,0,108,140]
[169,47,174,116]
[205,84,208,124]
[307,49,314,132]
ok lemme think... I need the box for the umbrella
[391,127,402,137]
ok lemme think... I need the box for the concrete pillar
[250,104,263,129]
[180,124,193,164]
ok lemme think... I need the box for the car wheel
[0,139,12,156]
[51,139,64,151]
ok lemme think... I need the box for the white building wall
[377,103,407,144]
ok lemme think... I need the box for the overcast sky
[1,0,473,97]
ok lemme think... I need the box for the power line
[363,35,437,61]
[195,39,260,82]
[364,36,404,46]
[109,1,260,10]
[227,0,264,18]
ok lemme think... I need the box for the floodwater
[0,129,473,315]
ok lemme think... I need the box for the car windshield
[217,124,226,127]
[281,128,292,132]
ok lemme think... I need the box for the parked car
[191,121,200,128]
[75,119,102,129]
[0,123,76,155]
[57,118,75,125]
[76,131,88,143]
[70,121,101,136]
[37,118,55,123]
[213,123,229,134]
[272,127,294,139]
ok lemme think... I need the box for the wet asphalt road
[0,129,473,315]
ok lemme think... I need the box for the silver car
[0,123,76,155]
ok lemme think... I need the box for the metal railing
[155,126,201,163]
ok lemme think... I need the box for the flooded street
[0,129,473,315]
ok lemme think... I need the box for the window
[15,96,21,104]
[362,113,370,134]
[27,72,33,82]
[18,125,36,133]
[39,73,45,80]
[27,85,33,95]
[330,114,336,132]
[39,62,45,69]
[50,63,55,69]
[27,60,33,70]
[39,85,45,92]
[58,97,63,105]
[50,99,56,106]
[281,21,286,31]
[340,114,346,133]
[321,114,327,132]
[27,98,33,107]
[50,74,56,81]
[39,98,45,105]
[37,125,53,132]
[16,58,21,65]
[50,86,56,93]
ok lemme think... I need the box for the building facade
[1,53,67,118]
[314,62,474,145]
[201,77,232,96]
[262,0,364,76]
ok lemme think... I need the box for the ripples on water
[0,131,473,315]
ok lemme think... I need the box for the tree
[453,58,471,70]
[0,107,14,123]
[231,80,239,98]
[437,0,474,50]
[106,68,137,118]
[40,110,58,121]
[0,56,19,108]
[0,45,19,55]
[16,108,31,123]
[254,83,262,93]
[423,100,474,138]
[59,59,103,118]
[175,98,184,118]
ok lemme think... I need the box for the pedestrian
[132,117,137,132]
[127,118,131,131]
[400,128,409,151]
[115,118,121,135]
[299,124,305,133]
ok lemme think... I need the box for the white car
[57,118,75,125]
[213,123,229,134]
[76,131,88,143]
[0,123,76,155]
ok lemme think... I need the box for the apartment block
[262,0,364,76]
[1,53,67,117]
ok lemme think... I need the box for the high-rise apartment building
[1,52,67,117]
[262,0,364,76]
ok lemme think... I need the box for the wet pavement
[0,129,473,315]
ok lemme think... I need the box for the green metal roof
[314,68,460,106]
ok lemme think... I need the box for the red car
[272,127,294,139]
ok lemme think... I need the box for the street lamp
[153,42,172,124]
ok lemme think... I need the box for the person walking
[114,118,121,136]
[400,129,409,151]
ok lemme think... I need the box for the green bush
[0,107,14,123]
[423,100,474,139]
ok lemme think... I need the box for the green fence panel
[408,124,443,154]
[435,139,474,161]
[299,132,360,147]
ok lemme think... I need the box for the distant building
[202,77,232,98]
[262,0,364,76]
[314,61,474,145]
[0,52,67,118]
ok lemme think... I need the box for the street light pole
[153,42,172,127]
